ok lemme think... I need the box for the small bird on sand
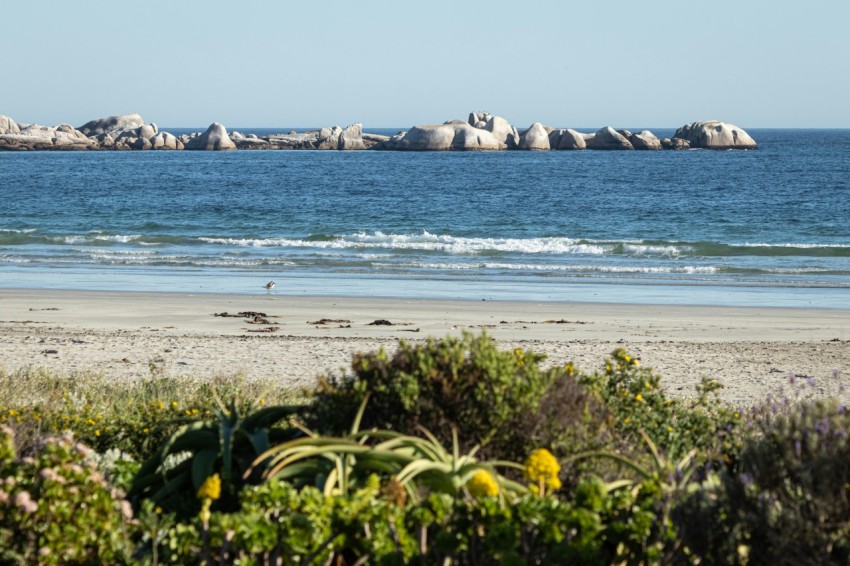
[264,281,276,292]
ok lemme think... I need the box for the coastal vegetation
[1,332,846,563]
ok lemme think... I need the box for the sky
[3,1,849,129]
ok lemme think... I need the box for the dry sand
[1,289,848,406]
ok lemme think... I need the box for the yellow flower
[197,473,221,501]
[524,448,562,494]
[171,401,178,409]
[635,394,644,402]
[633,359,640,367]
[467,470,499,498]
[86,419,97,426]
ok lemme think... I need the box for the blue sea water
[1,129,849,307]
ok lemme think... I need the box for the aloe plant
[129,397,298,513]
[251,397,527,501]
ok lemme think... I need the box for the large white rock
[0,115,20,135]
[338,123,366,150]
[588,127,634,150]
[518,123,550,150]
[151,131,184,150]
[78,114,145,137]
[673,120,757,149]
[183,123,236,150]
[557,129,587,150]
[482,115,519,149]
[382,122,502,150]
[628,130,662,150]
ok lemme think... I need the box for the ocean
[1,129,848,308]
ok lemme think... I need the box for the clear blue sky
[3,1,848,128]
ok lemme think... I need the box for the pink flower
[14,491,38,514]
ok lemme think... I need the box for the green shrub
[129,399,298,518]
[143,475,669,564]
[0,426,134,564]
[581,348,740,462]
[675,395,850,564]
[302,332,594,464]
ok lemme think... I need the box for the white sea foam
[734,242,850,249]
[0,228,37,234]
[58,234,142,244]
[199,232,611,255]
[622,244,690,256]
[377,261,718,274]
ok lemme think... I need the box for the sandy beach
[1,288,848,406]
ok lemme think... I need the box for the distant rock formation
[673,120,757,149]
[555,128,587,150]
[0,115,20,135]
[78,114,145,138]
[628,130,662,150]
[588,127,634,150]
[661,137,690,150]
[380,121,502,151]
[0,118,96,150]
[184,123,237,150]
[0,112,758,152]
[518,123,550,150]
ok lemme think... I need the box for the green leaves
[129,397,298,516]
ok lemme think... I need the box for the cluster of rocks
[381,112,756,151]
[0,112,757,152]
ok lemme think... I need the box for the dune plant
[303,332,568,462]
[129,397,298,516]
[0,426,134,564]
[254,397,527,502]
[674,393,850,564]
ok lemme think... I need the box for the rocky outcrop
[468,112,520,149]
[183,123,236,150]
[0,112,758,152]
[151,131,184,150]
[259,123,370,150]
[588,127,634,150]
[338,123,366,150]
[555,128,587,150]
[233,135,270,150]
[381,121,502,151]
[673,120,757,149]
[0,122,97,150]
[518,123,550,150]
[661,138,691,150]
[628,130,662,150]
[78,114,145,138]
[0,115,20,135]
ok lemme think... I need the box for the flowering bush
[0,426,133,564]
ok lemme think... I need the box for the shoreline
[1,289,848,406]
